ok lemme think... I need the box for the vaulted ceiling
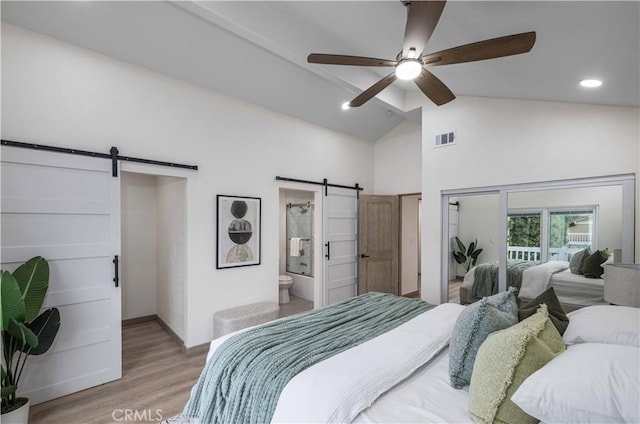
[2,1,639,141]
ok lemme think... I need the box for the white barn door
[323,187,358,305]
[1,146,121,404]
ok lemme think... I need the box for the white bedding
[204,303,467,424]
[461,260,606,305]
[519,260,570,298]
[353,348,471,424]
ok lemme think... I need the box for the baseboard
[123,314,186,351]
[122,315,157,327]
[184,342,210,357]
[155,315,185,351]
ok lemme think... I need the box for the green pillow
[583,249,609,278]
[469,305,566,424]
[569,248,590,274]
[519,287,569,335]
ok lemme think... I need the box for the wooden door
[358,195,399,295]
[1,146,122,404]
[323,186,358,305]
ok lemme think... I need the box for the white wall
[373,120,421,194]
[2,24,374,347]
[456,194,500,276]
[156,176,186,339]
[120,172,158,320]
[409,95,640,304]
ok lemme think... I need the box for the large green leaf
[7,318,38,350]
[19,308,60,356]
[1,271,25,331]
[12,257,49,322]
[452,251,467,265]
[467,241,476,256]
[454,237,466,254]
[471,248,483,259]
[1,384,17,397]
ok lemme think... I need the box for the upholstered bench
[213,302,280,339]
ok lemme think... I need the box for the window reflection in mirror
[508,186,622,264]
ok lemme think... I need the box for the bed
[459,260,606,309]
[177,292,639,424]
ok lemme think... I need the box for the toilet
[279,275,293,304]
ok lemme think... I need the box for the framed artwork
[216,195,261,269]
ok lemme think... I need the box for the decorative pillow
[468,305,566,424]
[569,248,590,274]
[512,343,640,423]
[518,287,569,335]
[563,305,639,347]
[449,288,518,389]
[583,249,609,278]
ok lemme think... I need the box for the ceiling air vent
[435,131,455,147]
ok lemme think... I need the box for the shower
[288,201,311,214]
[286,200,314,276]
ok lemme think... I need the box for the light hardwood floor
[29,300,314,424]
[29,321,207,424]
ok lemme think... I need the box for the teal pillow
[583,249,609,278]
[469,305,566,424]
[569,248,590,274]
[449,288,518,389]
[519,287,569,335]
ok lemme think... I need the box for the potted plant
[1,257,60,423]
[453,237,483,273]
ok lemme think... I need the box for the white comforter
[205,302,465,424]
[519,261,569,298]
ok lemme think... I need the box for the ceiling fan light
[341,102,351,110]
[396,59,422,80]
[580,79,602,88]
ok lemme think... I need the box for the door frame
[276,181,324,309]
[399,192,421,298]
[120,162,192,346]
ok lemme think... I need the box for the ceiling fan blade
[307,54,397,67]
[403,0,447,58]
[422,31,536,67]
[414,68,455,106]
[348,73,398,107]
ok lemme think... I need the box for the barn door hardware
[2,139,198,178]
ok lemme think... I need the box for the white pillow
[563,305,639,347]
[512,343,640,423]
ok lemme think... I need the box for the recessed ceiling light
[341,102,351,110]
[580,79,602,88]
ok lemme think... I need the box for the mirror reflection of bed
[445,176,633,312]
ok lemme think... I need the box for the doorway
[120,171,187,345]
[400,194,421,298]
[279,187,319,312]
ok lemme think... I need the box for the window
[548,209,595,260]
[507,207,596,262]
[507,213,541,261]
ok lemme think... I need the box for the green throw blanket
[471,260,541,299]
[183,292,432,424]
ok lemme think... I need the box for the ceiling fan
[307,0,536,107]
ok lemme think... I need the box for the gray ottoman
[213,302,280,339]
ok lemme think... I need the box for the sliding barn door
[358,195,399,295]
[323,187,358,306]
[1,146,122,404]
